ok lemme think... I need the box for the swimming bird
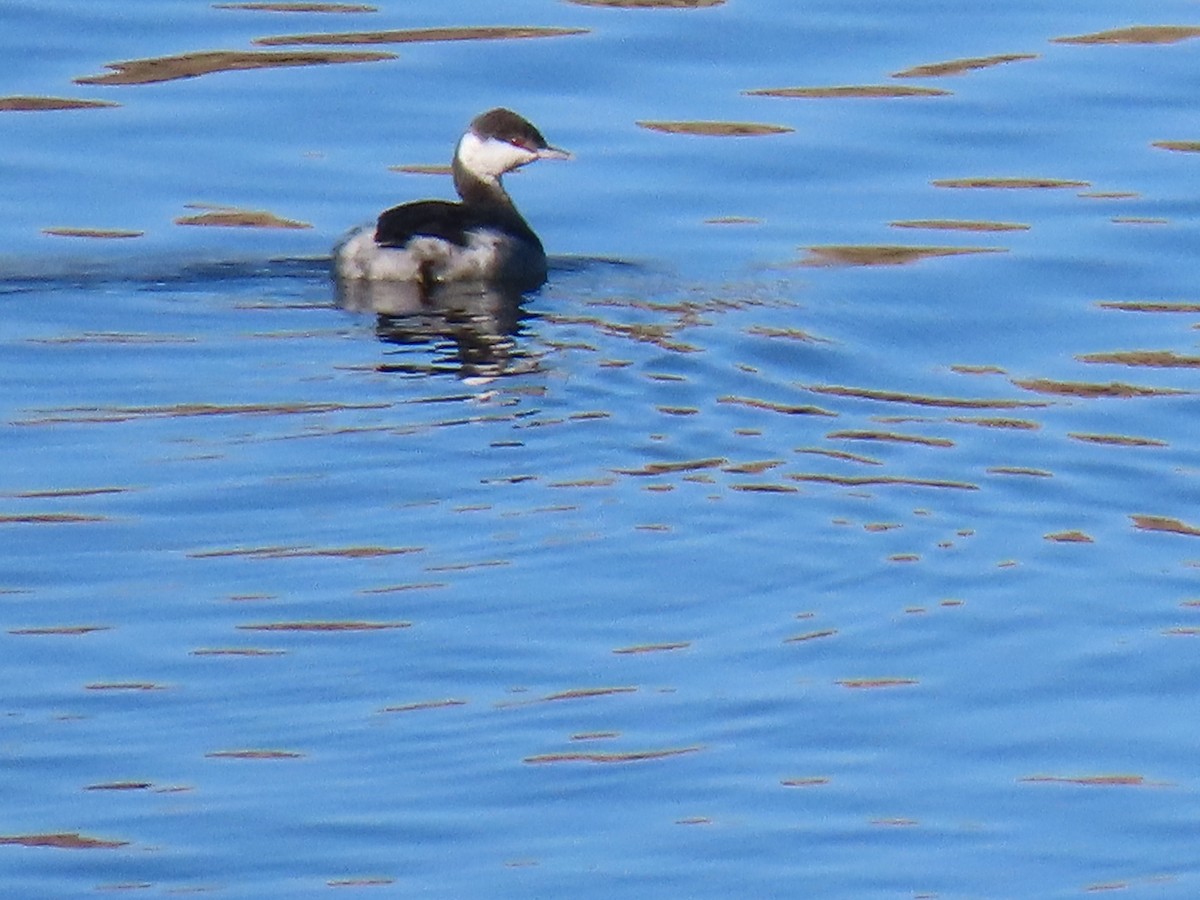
[334,108,570,291]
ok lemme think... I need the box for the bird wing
[374,201,476,248]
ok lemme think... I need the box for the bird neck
[452,157,538,244]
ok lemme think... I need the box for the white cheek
[456,132,536,179]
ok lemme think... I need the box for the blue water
[2,0,1199,897]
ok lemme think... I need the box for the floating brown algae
[524,746,702,764]
[613,641,690,654]
[1069,433,1167,447]
[836,678,918,689]
[328,879,396,888]
[889,219,1030,233]
[794,447,883,465]
[729,483,800,494]
[1152,141,1200,153]
[191,647,287,656]
[567,0,724,7]
[23,401,387,424]
[800,245,1005,266]
[782,777,830,787]
[783,629,837,644]
[1078,350,1200,368]
[540,686,637,702]
[1012,378,1189,398]
[85,682,166,691]
[1112,216,1168,225]
[1080,191,1140,200]
[1052,26,1200,45]
[705,216,761,225]
[745,325,827,342]
[0,513,107,524]
[191,544,420,559]
[1097,301,1200,313]
[718,395,837,416]
[253,26,589,46]
[744,85,950,99]
[388,164,452,175]
[1019,774,1149,786]
[1044,530,1095,543]
[205,749,305,759]
[42,227,144,239]
[891,53,1038,78]
[787,473,979,490]
[75,49,394,85]
[0,96,119,111]
[806,384,1047,409]
[950,364,1007,375]
[175,207,311,229]
[614,457,728,476]
[215,2,378,11]
[988,466,1052,477]
[0,832,128,849]
[932,177,1090,189]
[381,699,467,713]
[9,625,111,636]
[722,459,784,474]
[237,620,412,631]
[949,416,1041,430]
[1131,515,1200,538]
[826,429,954,447]
[9,487,131,498]
[85,782,152,791]
[636,120,793,137]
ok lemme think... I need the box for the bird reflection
[335,278,538,378]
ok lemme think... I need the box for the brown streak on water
[837,678,918,689]
[783,629,837,644]
[826,430,954,447]
[524,746,702,764]
[1052,26,1200,45]
[988,466,1052,477]
[0,832,129,849]
[891,53,1038,78]
[718,396,836,416]
[1019,774,1151,786]
[381,699,467,713]
[613,641,690,654]
[1069,433,1166,448]
[949,416,1041,430]
[253,26,589,46]
[567,0,724,6]
[1130,515,1200,538]
[42,227,143,239]
[1044,530,1095,544]
[799,245,1005,266]
[1096,301,1200,313]
[636,120,793,137]
[206,749,305,759]
[175,207,312,229]
[794,447,883,465]
[0,96,119,111]
[745,85,951,99]
[238,621,411,631]
[1012,378,1188,398]
[190,544,421,559]
[1152,140,1200,153]
[214,2,378,12]
[9,625,112,636]
[75,49,394,85]
[1078,350,1200,368]
[889,219,1030,232]
[808,384,1046,409]
[932,177,1089,189]
[788,473,979,490]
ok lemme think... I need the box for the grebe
[335,108,570,291]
